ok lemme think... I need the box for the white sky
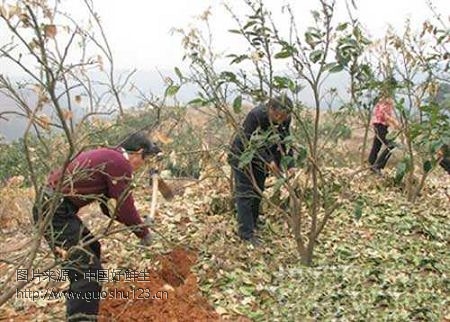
[73,0,449,72]
[1,0,448,74]
[1,0,448,140]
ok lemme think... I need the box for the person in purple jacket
[33,132,160,321]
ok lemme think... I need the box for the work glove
[144,215,154,226]
[286,167,297,177]
[140,233,152,246]
[268,161,281,176]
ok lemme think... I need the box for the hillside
[0,149,448,320]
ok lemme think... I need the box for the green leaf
[324,62,337,71]
[228,29,242,34]
[329,64,344,73]
[274,51,292,59]
[188,97,207,106]
[233,95,242,113]
[336,22,349,31]
[243,20,257,30]
[272,176,286,193]
[165,84,180,97]
[353,197,364,221]
[296,145,308,166]
[423,160,432,173]
[281,156,294,171]
[289,80,302,93]
[305,27,322,47]
[395,161,407,184]
[238,150,255,168]
[174,67,183,81]
[273,76,294,89]
[220,71,237,82]
[229,54,249,65]
[309,50,323,63]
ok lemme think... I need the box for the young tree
[0,0,135,307]
[382,14,449,202]
[179,0,367,265]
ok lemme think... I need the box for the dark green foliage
[0,140,28,183]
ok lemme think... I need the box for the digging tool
[146,169,160,226]
[149,169,175,200]
[156,177,175,200]
[145,169,177,225]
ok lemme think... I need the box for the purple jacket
[47,148,149,238]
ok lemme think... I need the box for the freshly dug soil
[98,247,219,322]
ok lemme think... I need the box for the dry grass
[0,177,34,232]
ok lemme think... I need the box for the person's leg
[233,166,257,240]
[34,197,102,321]
[59,212,102,321]
[251,198,260,228]
[251,163,267,228]
[439,157,450,174]
[368,124,384,165]
[374,125,395,170]
[67,237,102,321]
[376,140,396,169]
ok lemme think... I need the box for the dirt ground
[1,247,220,321]
[0,180,221,321]
[99,247,219,322]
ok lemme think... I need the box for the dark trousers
[440,157,450,174]
[33,190,102,321]
[368,123,395,170]
[232,163,267,240]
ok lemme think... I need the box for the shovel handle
[148,172,159,223]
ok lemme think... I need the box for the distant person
[33,132,160,321]
[436,143,450,175]
[368,95,400,174]
[228,94,294,246]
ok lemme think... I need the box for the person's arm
[241,110,259,140]
[266,117,294,173]
[237,109,271,162]
[105,159,150,239]
[383,101,400,129]
[244,108,278,166]
[99,196,111,217]
[278,117,294,167]
[386,114,400,129]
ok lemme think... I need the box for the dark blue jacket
[229,104,293,168]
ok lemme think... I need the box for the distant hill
[0,69,349,142]
[0,92,31,142]
[0,69,192,142]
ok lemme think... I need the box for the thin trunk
[361,119,370,165]
[305,86,321,266]
[404,127,416,202]
[411,171,428,204]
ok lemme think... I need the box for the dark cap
[120,132,161,157]
[267,93,293,112]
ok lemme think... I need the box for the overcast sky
[1,0,449,141]
[1,0,448,74]
[66,0,449,72]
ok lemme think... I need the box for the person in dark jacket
[228,95,294,245]
[33,132,160,321]
[437,143,450,175]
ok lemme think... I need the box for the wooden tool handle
[148,172,159,223]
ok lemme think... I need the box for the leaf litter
[0,165,449,321]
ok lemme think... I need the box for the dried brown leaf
[44,24,57,38]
